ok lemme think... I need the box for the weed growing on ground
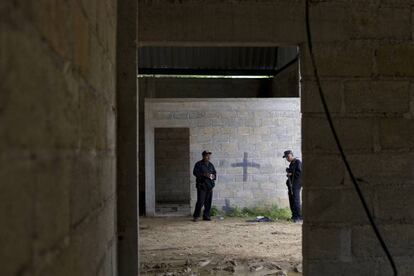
[211,204,291,220]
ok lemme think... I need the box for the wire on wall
[304,1,398,275]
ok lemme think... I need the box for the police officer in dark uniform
[192,150,216,222]
[283,150,303,223]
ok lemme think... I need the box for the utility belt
[196,180,215,190]
[286,179,302,189]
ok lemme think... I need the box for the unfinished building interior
[2,0,414,275]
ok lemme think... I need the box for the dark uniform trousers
[193,184,213,219]
[287,158,302,220]
[288,185,302,220]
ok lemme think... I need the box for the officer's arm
[211,164,217,179]
[294,161,302,178]
[193,163,202,177]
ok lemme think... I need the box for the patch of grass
[210,205,221,216]
[226,206,248,217]
[246,205,292,220]
[210,204,291,221]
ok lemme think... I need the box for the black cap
[283,150,293,158]
[202,150,212,156]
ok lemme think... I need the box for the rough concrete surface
[139,217,302,276]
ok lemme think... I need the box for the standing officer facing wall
[283,150,303,223]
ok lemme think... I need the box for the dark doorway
[154,128,191,215]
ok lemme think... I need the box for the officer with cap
[283,150,303,223]
[192,150,217,222]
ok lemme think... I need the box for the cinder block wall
[299,3,414,274]
[146,99,301,212]
[1,1,117,275]
[138,76,300,213]
[140,0,414,274]
[155,128,190,204]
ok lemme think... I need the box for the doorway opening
[154,127,191,216]
[139,45,303,275]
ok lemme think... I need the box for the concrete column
[116,0,138,275]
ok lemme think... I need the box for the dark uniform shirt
[193,160,216,190]
[288,158,302,188]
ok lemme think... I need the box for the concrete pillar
[116,0,139,275]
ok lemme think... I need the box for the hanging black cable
[304,1,398,275]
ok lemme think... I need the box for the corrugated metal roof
[138,46,297,75]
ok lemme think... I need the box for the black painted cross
[231,152,260,182]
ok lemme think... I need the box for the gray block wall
[155,128,190,204]
[146,99,301,212]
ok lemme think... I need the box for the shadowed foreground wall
[1,1,118,275]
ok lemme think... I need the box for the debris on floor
[246,216,274,222]
[140,217,302,275]
[294,263,303,273]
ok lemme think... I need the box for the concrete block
[304,153,345,188]
[204,111,221,119]
[305,260,376,276]
[221,143,238,154]
[352,224,414,258]
[379,118,414,150]
[254,127,270,136]
[301,79,343,113]
[213,135,230,143]
[219,128,237,135]
[235,190,254,199]
[189,111,205,119]
[301,41,373,78]
[344,81,410,114]
[203,128,222,137]
[252,174,269,182]
[217,174,234,183]
[303,116,374,153]
[259,163,276,174]
[217,190,236,199]
[227,118,245,127]
[303,225,351,260]
[374,185,414,221]
[237,111,254,118]
[308,3,410,42]
[260,182,277,190]
[221,111,237,119]
[154,111,173,120]
[173,111,188,119]
[235,175,251,182]
[304,188,373,224]
[193,135,212,143]
[197,119,213,127]
[237,127,252,136]
[377,44,414,77]
[245,117,262,127]
[346,153,414,186]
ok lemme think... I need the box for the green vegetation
[211,204,291,221]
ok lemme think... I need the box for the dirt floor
[139,217,302,276]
